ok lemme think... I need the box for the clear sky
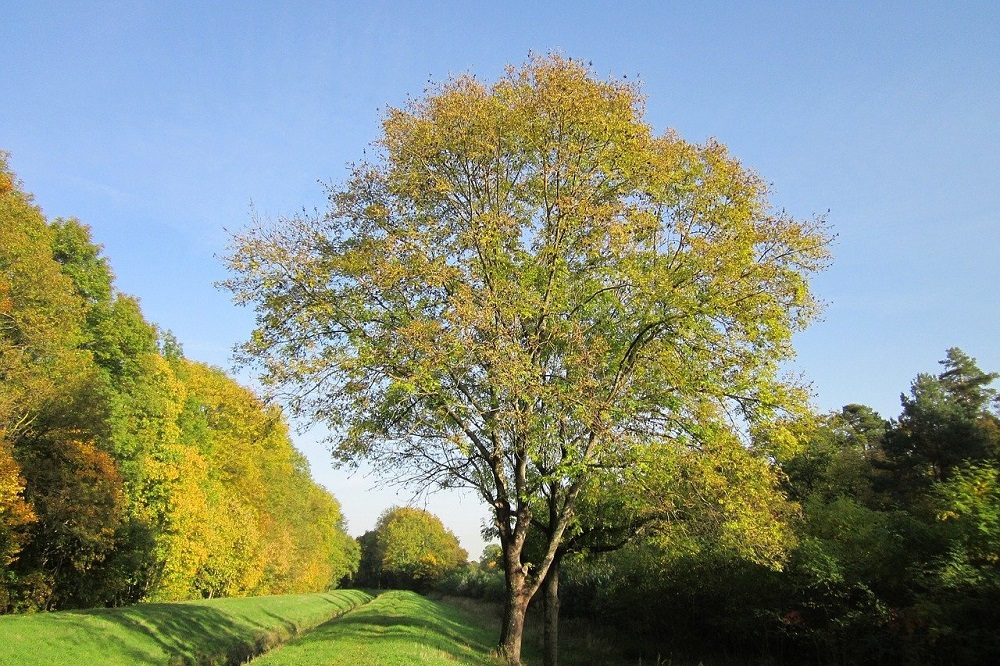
[3,1,998,558]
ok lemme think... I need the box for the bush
[434,563,505,602]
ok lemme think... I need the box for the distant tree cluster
[355,507,467,591]
[0,155,359,612]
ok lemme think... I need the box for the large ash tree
[223,55,830,665]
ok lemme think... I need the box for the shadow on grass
[0,591,372,666]
[81,603,273,665]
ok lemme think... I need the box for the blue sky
[3,1,999,557]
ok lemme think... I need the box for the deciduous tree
[223,54,830,664]
[358,507,466,590]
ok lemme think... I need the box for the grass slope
[250,590,503,665]
[0,589,371,666]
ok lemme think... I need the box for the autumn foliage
[0,154,358,611]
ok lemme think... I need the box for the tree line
[0,154,359,612]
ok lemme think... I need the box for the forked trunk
[497,553,564,665]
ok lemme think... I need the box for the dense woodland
[0,155,359,612]
[567,347,999,665]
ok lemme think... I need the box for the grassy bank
[250,590,502,665]
[0,589,371,666]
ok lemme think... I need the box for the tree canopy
[223,54,830,664]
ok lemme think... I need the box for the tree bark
[498,561,513,646]
[498,587,531,665]
[497,522,542,666]
[542,556,561,666]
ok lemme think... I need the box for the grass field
[0,590,702,666]
[250,590,503,665]
[0,589,371,666]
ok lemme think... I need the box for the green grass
[0,590,709,666]
[250,590,504,665]
[0,589,372,666]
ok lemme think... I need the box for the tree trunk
[498,563,513,646]
[542,556,561,666]
[498,587,531,665]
